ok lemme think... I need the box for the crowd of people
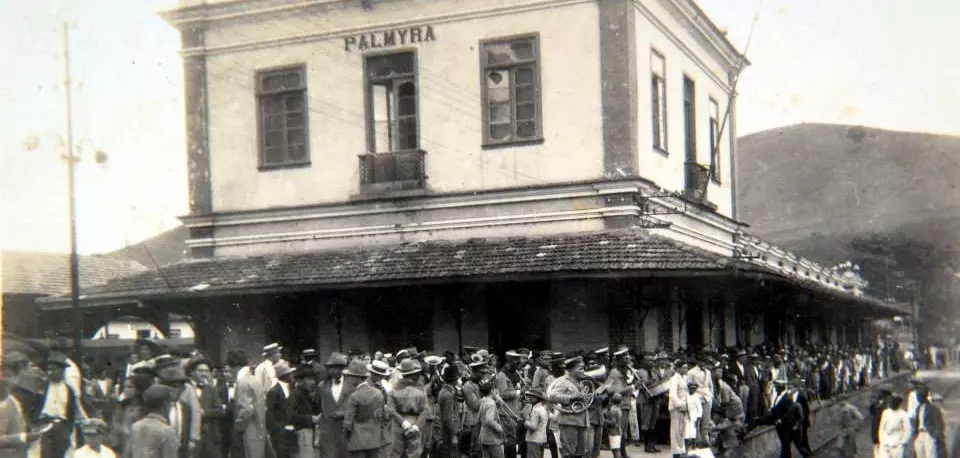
[0,338,940,458]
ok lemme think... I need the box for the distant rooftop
[2,251,149,296]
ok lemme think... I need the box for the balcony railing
[684,161,711,202]
[358,149,426,193]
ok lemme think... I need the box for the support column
[180,24,213,258]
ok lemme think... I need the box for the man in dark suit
[763,378,811,458]
[266,361,298,458]
[188,358,226,458]
[343,361,393,458]
[318,353,355,458]
[913,386,946,458]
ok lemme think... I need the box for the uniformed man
[547,356,590,458]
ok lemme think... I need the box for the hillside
[737,123,960,338]
[104,225,189,268]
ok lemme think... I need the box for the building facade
[40,0,906,362]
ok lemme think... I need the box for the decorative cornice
[666,0,748,68]
[165,0,595,57]
[631,0,733,91]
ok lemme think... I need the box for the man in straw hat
[318,354,356,458]
[461,353,490,458]
[547,355,590,458]
[256,344,284,395]
[343,360,393,458]
[664,357,691,458]
[388,359,430,458]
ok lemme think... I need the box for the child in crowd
[522,389,548,458]
[685,381,703,450]
[73,419,117,458]
[604,394,624,458]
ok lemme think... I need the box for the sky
[1,0,959,255]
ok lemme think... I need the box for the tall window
[651,50,667,152]
[682,76,696,162]
[709,98,721,183]
[366,52,419,153]
[257,66,309,168]
[481,35,542,146]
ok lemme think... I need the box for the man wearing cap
[530,352,554,394]
[39,352,84,458]
[606,348,635,458]
[130,384,179,458]
[635,352,662,453]
[462,355,490,458]
[266,361,298,458]
[0,372,45,458]
[318,353,353,458]
[227,349,274,458]
[74,419,116,458]
[387,359,430,458]
[547,355,590,458]
[257,344,285,395]
[343,360,393,458]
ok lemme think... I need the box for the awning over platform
[38,229,908,317]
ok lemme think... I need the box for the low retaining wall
[732,372,913,458]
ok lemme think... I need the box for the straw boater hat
[262,343,282,356]
[423,355,444,367]
[505,350,523,361]
[325,353,349,367]
[595,347,610,356]
[468,354,488,368]
[301,349,318,361]
[398,359,422,377]
[613,347,629,358]
[368,360,392,377]
[343,360,369,378]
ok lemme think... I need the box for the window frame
[682,74,697,162]
[363,49,421,155]
[650,49,668,155]
[479,32,544,149]
[708,97,721,183]
[255,64,311,171]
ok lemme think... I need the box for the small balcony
[358,150,427,194]
[684,161,711,203]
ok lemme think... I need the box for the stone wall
[733,372,912,458]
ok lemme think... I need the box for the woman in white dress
[877,394,911,458]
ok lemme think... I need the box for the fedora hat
[343,360,369,378]
[398,359,422,376]
[142,384,173,407]
[368,360,392,377]
[325,352,349,367]
[153,354,178,369]
[274,361,295,378]
[293,365,316,379]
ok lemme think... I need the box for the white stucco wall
[203,0,604,212]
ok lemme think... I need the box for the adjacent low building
[38,0,908,361]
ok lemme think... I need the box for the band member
[636,352,663,453]
[547,356,589,458]
[531,352,554,394]
[463,355,490,458]
[343,361,393,458]
[522,389,549,458]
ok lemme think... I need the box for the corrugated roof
[2,251,149,296]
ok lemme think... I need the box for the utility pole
[62,22,83,365]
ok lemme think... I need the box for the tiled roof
[2,251,149,296]
[42,229,727,303]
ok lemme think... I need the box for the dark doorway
[264,293,321,356]
[368,287,434,352]
[486,282,550,355]
[685,302,704,349]
[764,311,782,346]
